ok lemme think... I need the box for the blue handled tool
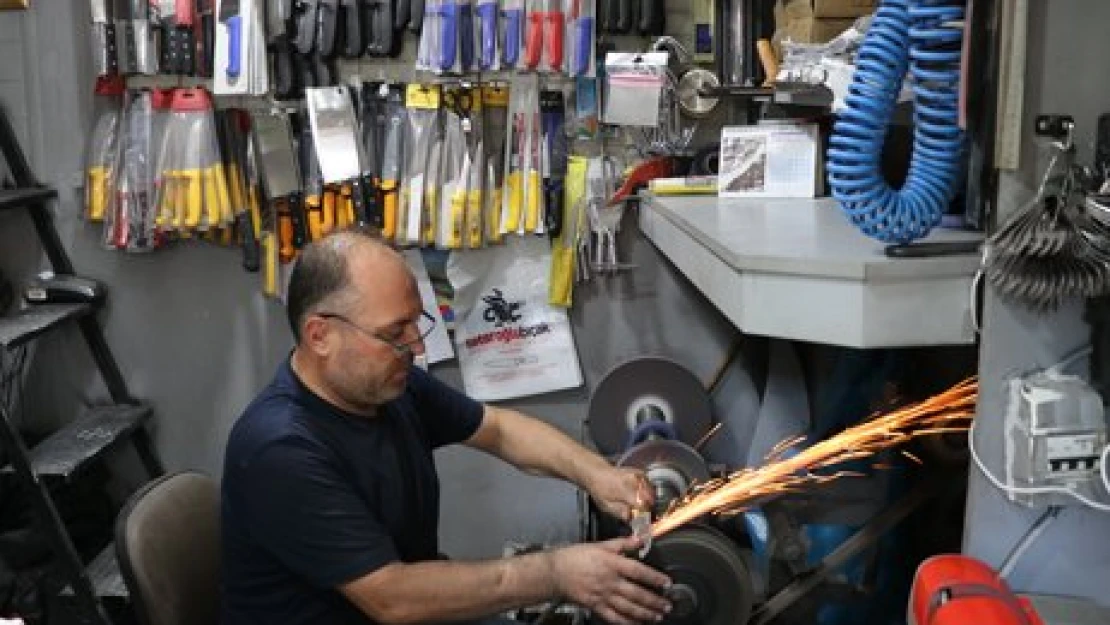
[219,0,242,78]
[478,0,497,69]
[439,0,459,70]
[501,2,523,67]
[459,0,474,70]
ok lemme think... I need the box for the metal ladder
[0,105,163,624]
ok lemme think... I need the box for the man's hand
[587,466,653,522]
[548,536,672,625]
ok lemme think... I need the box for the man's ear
[301,315,334,355]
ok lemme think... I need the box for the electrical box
[1005,372,1108,508]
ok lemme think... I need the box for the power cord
[1102,444,1110,496]
[998,505,1063,579]
[968,417,1110,512]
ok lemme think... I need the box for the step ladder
[0,105,163,624]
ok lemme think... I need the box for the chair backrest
[116,471,220,625]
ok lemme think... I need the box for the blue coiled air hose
[827,0,966,244]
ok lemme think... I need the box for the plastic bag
[603,52,667,127]
[448,236,583,401]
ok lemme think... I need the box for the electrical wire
[998,505,1063,579]
[826,0,967,244]
[968,415,1110,512]
[1101,444,1110,496]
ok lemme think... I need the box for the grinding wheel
[588,357,714,456]
[617,440,710,515]
[646,526,754,625]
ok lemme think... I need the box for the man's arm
[465,404,608,486]
[339,536,671,625]
[464,405,649,522]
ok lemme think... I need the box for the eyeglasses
[317,310,437,355]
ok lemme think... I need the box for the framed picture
[0,0,29,9]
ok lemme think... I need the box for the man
[222,230,673,625]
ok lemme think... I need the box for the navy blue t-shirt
[221,359,484,625]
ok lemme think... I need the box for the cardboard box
[778,16,857,45]
[812,0,877,18]
[782,0,877,20]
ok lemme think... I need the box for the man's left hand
[587,466,653,522]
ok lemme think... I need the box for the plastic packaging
[603,51,667,127]
[84,76,125,224]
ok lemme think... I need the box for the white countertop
[644,195,983,281]
[638,194,982,348]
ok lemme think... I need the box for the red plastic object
[909,555,1044,625]
[608,156,674,206]
[170,87,213,112]
[93,75,126,97]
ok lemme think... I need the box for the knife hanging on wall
[408,0,424,33]
[367,0,398,56]
[316,0,340,57]
[340,0,365,57]
[294,0,318,53]
[638,0,664,35]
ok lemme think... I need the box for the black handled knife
[340,0,364,57]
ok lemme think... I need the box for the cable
[968,416,1110,512]
[1101,444,1110,496]
[998,505,1063,579]
[1044,345,1093,377]
[826,0,966,244]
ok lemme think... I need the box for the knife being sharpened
[630,507,652,558]
[219,0,243,78]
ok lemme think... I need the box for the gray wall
[962,0,1110,604]
[2,1,753,560]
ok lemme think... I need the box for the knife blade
[219,0,243,78]
[630,508,652,559]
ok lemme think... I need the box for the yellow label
[488,187,503,242]
[505,174,522,232]
[524,171,541,232]
[466,190,483,248]
[482,85,510,107]
[422,187,438,244]
[406,84,441,110]
[447,191,465,248]
[444,88,481,112]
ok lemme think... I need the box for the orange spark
[651,378,977,537]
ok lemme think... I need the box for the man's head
[286,230,427,413]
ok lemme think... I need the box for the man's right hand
[547,536,672,625]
